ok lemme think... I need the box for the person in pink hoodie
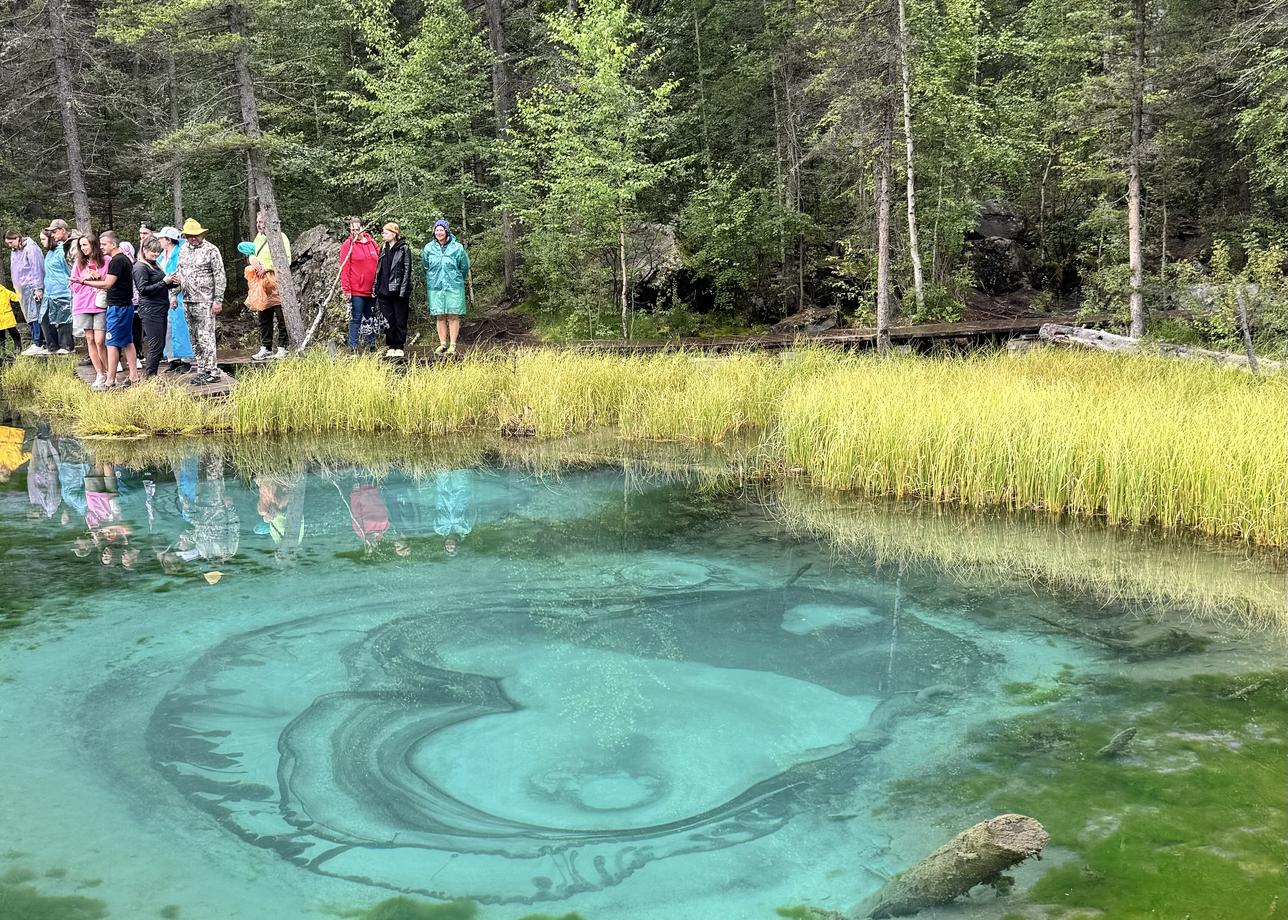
[339,218,381,354]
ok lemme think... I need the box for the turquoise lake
[1,427,1284,920]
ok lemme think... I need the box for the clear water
[1,428,1284,920]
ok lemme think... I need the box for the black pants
[2,328,20,352]
[39,319,73,352]
[257,305,288,350]
[140,309,169,378]
[377,294,409,348]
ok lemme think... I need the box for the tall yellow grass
[3,347,1284,545]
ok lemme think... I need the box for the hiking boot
[252,346,271,361]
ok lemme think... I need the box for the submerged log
[856,814,1049,918]
[1038,323,1282,371]
[1096,726,1137,758]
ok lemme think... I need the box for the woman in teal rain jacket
[422,219,470,355]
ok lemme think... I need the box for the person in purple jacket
[4,228,45,353]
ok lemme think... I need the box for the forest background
[1,0,1285,350]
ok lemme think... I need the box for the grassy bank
[3,348,1284,545]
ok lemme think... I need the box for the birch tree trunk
[1127,0,1146,337]
[168,52,183,227]
[875,106,894,355]
[483,0,516,297]
[47,0,91,232]
[618,210,629,338]
[231,4,304,347]
[897,0,925,315]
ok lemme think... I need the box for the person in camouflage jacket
[174,218,226,383]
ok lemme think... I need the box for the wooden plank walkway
[207,313,1110,367]
[74,362,235,397]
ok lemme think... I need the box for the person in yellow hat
[0,281,21,358]
[173,218,227,385]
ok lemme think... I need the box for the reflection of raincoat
[421,234,470,315]
[27,436,61,517]
[433,470,476,538]
[350,483,390,542]
[0,425,29,480]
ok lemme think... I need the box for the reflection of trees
[774,483,1287,630]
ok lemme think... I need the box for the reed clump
[773,350,1287,546]
[4,347,1284,545]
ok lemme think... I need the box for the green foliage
[337,0,496,241]
[505,0,681,329]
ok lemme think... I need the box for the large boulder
[628,223,683,288]
[771,306,842,335]
[290,224,344,311]
[970,236,1033,295]
[970,200,1026,241]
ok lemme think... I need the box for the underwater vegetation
[0,869,107,920]
[887,670,1288,919]
[4,348,1283,546]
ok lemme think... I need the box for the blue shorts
[105,304,135,348]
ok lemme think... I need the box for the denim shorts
[105,304,135,348]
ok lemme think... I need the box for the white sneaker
[388,348,405,358]
[91,377,107,392]
[33,346,51,356]
[21,344,40,356]
[136,358,143,369]
[56,348,70,355]
[92,373,105,387]
[252,347,271,361]
[273,347,288,359]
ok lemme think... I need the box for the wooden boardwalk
[74,362,235,397]
[208,313,1109,366]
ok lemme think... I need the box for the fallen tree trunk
[1038,323,1282,372]
[856,814,1049,918]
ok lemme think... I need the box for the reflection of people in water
[83,463,132,566]
[27,426,61,519]
[161,452,239,568]
[255,473,306,560]
[0,424,30,483]
[347,478,410,558]
[54,435,89,528]
[433,469,476,557]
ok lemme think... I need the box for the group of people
[4,218,225,387]
[1,213,473,387]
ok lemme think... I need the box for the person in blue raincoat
[155,227,194,371]
[421,219,470,356]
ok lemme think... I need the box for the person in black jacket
[133,238,178,379]
[374,222,412,357]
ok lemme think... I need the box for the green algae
[887,670,1288,920]
[516,914,587,920]
[159,906,180,919]
[1002,680,1072,705]
[337,897,478,920]
[0,873,108,920]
